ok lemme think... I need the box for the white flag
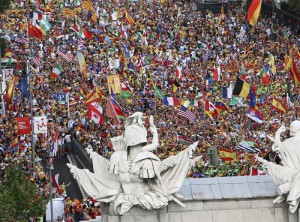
[33,116,48,134]
[2,69,14,82]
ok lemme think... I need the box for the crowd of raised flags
[0,0,300,212]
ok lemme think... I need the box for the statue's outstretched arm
[142,115,159,152]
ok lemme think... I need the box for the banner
[77,51,87,78]
[54,93,67,105]
[107,74,122,94]
[2,69,14,82]
[16,117,31,135]
[33,116,48,134]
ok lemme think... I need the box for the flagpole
[29,71,36,171]
[49,146,54,222]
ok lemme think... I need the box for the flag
[4,76,17,106]
[218,6,224,26]
[215,99,229,112]
[222,86,233,98]
[83,28,93,40]
[62,8,77,18]
[268,54,276,74]
[104,35,111,45]
[29,12,43,20]
[10,137,19,150]
[163,97,180,106]
[16,117,31,135]
[31,56,41,67]
[33,116,48,134]
[71,25,85,38]
[249,86,256,108]
[205,100,219,118]
[110,96,126,119]
[289,56,300,87]
[125,10,135,26]
[82,0,93,10]
[28,23,43,39]
[57,49,74,62]
[52,174,59,189]
[175,66,182,79]
[154,85,165,99]
[172,80,181,93]
[271,98,286,114]
[258,67,270,84]
[250,167,266,176]
[52,129,59,156]
[246,107,263,123]
[16,77,29,102]
[3,48,13,58]
[105,96,121,128]
[178,105,196,122]
[247,0,262,26]
[177,133,193,144]
[107,75,122,94]
[232,77,250,99]
[213,65,221,81]
[118,82,132,99]
[295,48,300,60]
[50,64,63,78]
[87,102,104,124]
[77,51,87,78]
[190,99,200,107]
[38,18,51,32]
[218,148,236,161]
[286,85,294,107]
[84,87,105,105]
[236,141,260,153]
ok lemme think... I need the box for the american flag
[31,56,41,67]
[57,49,74,62]
[178,105,196,122]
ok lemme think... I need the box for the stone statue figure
[68,112,201,215]
[256,120,300,213]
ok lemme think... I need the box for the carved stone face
[124,124,147,147]
[290,120,300,137]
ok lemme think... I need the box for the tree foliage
[0,37,9,57]
[0,0,11,13]
[0,163,49,222]
[281,0,300,17]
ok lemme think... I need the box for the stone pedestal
[101,176,300,222]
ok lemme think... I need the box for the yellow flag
[107,75,122,94]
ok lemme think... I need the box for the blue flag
[250,87,256,108]
[16,77,29,102]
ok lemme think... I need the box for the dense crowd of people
[0,0,300,220]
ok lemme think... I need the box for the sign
[16,117,31,135]
[2,69,14,82]
[107,74,121,94]
[54,93,67,105]
[33,116,47,134]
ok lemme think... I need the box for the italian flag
[71,25,85,39]
[50,64,63,78]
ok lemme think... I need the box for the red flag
[105,96,121,128]
[28,23,43,39]
[16,117,31,135]
[4,76,17,106]
[83,29,93,40]
[250,167,266,176]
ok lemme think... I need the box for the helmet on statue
[290,120,300,136]
[124,124,148,147]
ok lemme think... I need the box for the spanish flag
[232,77,250,99]
[289,56,300,87]
[4,76,17,106]
[247,0,262,26]
[3,48,13,58]
[271,98,286,114]
[218,148,236,162]
[125,10,135,26]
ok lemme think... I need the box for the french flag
[163,97,180,106]
[29,12,43,20]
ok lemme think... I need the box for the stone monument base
[101,176,300,222]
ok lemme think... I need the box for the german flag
[232,77,250,99]
[247,0,262,26]
[218,148,236,162]
[82,0,93,10]
[289,56,300,87]
[271,98,286,114]
[125,10,135,26]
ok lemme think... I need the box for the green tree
[0,163,49,222]
[0,0,11,13]
[0,37,9,57]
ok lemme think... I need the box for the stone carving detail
[68,112,201,215]
[256,120,300,213]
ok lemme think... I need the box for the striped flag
[236,141,260,153]
[177,133,193,144]
[57,49,74,62]
[82,0,93,10]
[31,56,41,67]
[178,105,196,122]
[63,8,77,18]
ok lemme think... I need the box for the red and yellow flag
[4,76,17,106]
[125,11,135,26]
[247,0,262,26]
[271,98,286,114]
[289,56,300,87]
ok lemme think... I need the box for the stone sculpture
[68,112,201,215]
[256,120,300,213]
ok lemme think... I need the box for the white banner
[2,69,14,82]
[33,116,48,134]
